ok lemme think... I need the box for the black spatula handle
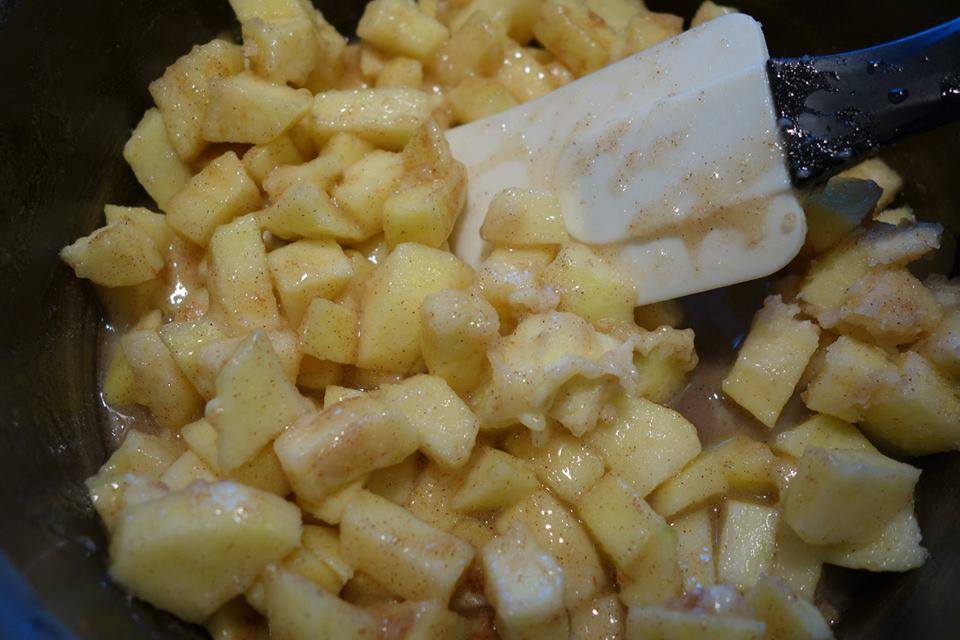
[768,17,960,186]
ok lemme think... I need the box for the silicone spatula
[445,14,960,305]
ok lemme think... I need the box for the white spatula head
[446,14,805,305]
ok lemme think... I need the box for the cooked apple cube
[587,396,701,497]
[451,446,538,512]
[264,568,378,639]
[260,181,366,243]
[227,0,309,22]
[267,239,353,327]
[746,577,832,640]
[861,351,960,454]
[375,56,424,88]
[420,289,499,394]
[836,268,941,346]
[207,332,309,472]
[576,473,666,573]
[123,109,193,210]
[772,414,878,459]
[448,77,520,124]
[797,231,872,325]
[195,330,301,397]
[480,188,570,247]
[160,451,218,491]
[122,329,204,430]
[204,599,267,640]
[709,437,777,493]
[109,481,301,623]
[915,309,960,378]
[607,322,699,404]
[102,344,138,408]
[672,508,717,592]
[383,178,465,249]
[648,453,729,519]
[241,134,304,186]
[626,606,765,640]
[242,16,317,86]
[802,336,896,422]
[318,132,374,168]
[771,523,822,600]
[203,72,312,144]
[322,385,364,409]
[298,299,359,365]
[722,295,820,428]
[433,12,503,86]
[158,317,229,399]
[86,430,182,530]
[691,1,737,27]
[332,150,405,237]
[821,503,928,572]
[570,594,625,640]
[299,479,366,526]
[341,491,474,602]
[482,523,569,640]
[497,490,609,608]
[381,600,471,639]
[839,157,903,210]
[102,205,172,255]
[312,88,430,150]
[149,39,244,161]
[263,155,342,201]
[802,177,882,253]
[473,246,556,322]
[405,462,465,533]
[504,430,606,502]
[548,376,615,436]
[864,222,942,267]
[377,374,479,469]
[358,243,474,372]
[617,520,682,607]
[274,395,419,503]
[542,243,635,324]
[209,216,281,333]
[357,0,449,62]
[366,453,420,505]
[717,500,779,591]
[534,0,612,77]
[61,218,164,287]
[783,446,920,545]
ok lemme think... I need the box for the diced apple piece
[691,1,737,27]
[242,134,305,186]
[109,481,301,623]
[821,503,928,572]
[202,72,311,144]
[357,0,449,62]
[260,181,366,243]
[802,335,896,423]
[102,205,172,257]
[358,243,474,372]
[836,268,941,346]
[377,374,479,469]
[451,446,538,512]
[570,593,625,640]
[299,479,366,526]
[205,599,267,640]
[207,331,309,472]
[264,568,378,640]
[648,453,729,519]
[373,600,471,640]
[102,344,138,407]
[480,188,570,247]
[860,351,960,455]
[274,395,419,503]
[617,521,682,607]
[839,157,902,210]
[123,109,192,209]
[322,385,364,409]
[160,451,218,491]
[542,243,635,324]
[481,523,569,640]
[405,462,465,533]
[208,216,281,332]
[497,489,609,608]
[86,431,182,530]
[263,155,342,201]
[242,16,317,86]
[448,77,520,124]
[366,453,420,505]
[473,246,556,322]
[504,429,606,502]
[267,239,353,327]
[341,491,474,602]
[332,150,405,237]
[576,473,666,573]
[746,577,832,640]
[312,88,430,150]
[227,0,308,22]
[298,299,359,365]
[802,177,882,253]
[587,396,701,497]
[158,317,230,399]
[672,508,717,592]
[626,606,764,640]
[61,219,163,287]
[783,447,920,545]
[433,12,503,86]
[771,523,822,601]
[717,500,779,591]
[722,296,820,428]
[772,414,878,459]
[196,330,301,395]
[915,309,960,378]
[122,329,204,429]
[798,231,872,326]
[420,289,499,394]
[534,0,613,77]
[375,56,424,88]
[149,40,245,161]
